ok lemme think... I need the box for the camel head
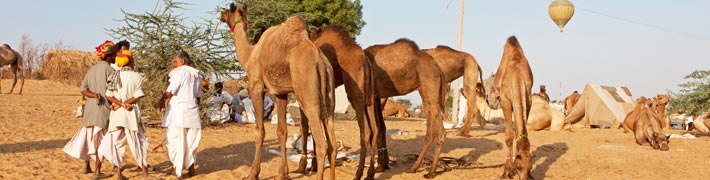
[653,94,669,105]
[220,2,250,33]
[636,96,652,108]
[650,132,670,151]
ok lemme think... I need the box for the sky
[2,0,709,106]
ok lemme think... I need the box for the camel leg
[423,73,448,179]
[294,109,311,174]
[351,97,372,180]
[244,85,265,180]
[375,98,389,172]
[457,86,478,137]
[513,105,533,180]
[499,99,515,179]
[299,103,329,180]
[274,94,291,180]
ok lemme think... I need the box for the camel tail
[363,55,374,106]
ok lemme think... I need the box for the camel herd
[219,2,537,179]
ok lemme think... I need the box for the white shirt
[207,91,233,123]
[162,65,202,128]
[106,70,146,132]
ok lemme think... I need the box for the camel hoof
[404,168,418,174]
[499,172,514,179]
[81,167,92,174]
[424,173,437,179]
[363,176,375,180]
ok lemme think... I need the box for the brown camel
[652,94,670,130]
[489,36,534,179]
[0,44,25,94]
[625,98,669,151]
[622,97,655,133]
[423,45,485,136]
[382,98,410,118]
[220,4,336,180]
[309,25,382,179]
[365,38,447,178]
[563,91,580,115]
[527,94,565,131]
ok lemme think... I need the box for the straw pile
[221,77,248,95]
[41,50,98,86]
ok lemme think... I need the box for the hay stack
[41,50,98,86]
[222,78,248,95]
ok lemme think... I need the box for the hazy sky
[2,0,708,105]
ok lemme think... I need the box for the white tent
[565,83,636,128]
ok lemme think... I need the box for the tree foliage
[395,98,412,110]
[669,70,710,116]
[107,0,238,122]
[232,0,365,44]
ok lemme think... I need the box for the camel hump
[283,16,307,32]
[506,36,520,47]
[393,38,420,50]
[1,44,10,49]
[324,25,351,37]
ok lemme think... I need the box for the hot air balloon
[548,0,574,32]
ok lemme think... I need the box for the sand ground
[1,80,709,180]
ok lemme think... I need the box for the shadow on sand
[372,131,503,179]
[531,142,568,179]
[0,138,70,154]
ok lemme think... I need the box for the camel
[527,94,565,131]
[382,98,409,118]
[0,44,25,94]
[652,94,670,130]
[422,46,485,136]
[692,111,710,132]
[622,97,655,133]
[220,4,336,180]
[309,25,382,179]
[563,91,580,115]
[488,36,534,179]
[365,38,448,178]
[625,98,669,151]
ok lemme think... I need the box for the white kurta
[162,65,202,129]
[161,65,202,177]
[99,70,149,168]
[457,95,468,127]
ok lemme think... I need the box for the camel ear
[229,3,236,11]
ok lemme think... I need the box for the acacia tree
[107,0,238,122]
[234,0,365,44]
[669,70,710,116]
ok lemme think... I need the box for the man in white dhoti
[207,82,233,123]
[158,51,202,178]
[240,91,274,123]
[97,46,151,179]
[63,40,118,178]
[456,88,468,128]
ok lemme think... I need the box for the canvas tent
[334,86,356,119]
[565,83,636,128]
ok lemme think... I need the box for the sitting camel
[465,83,503,125]
[622,97,656,133]
[527,94,565,131]
[624,97,669,151]
[489,36,534,179]
[563,91,581,115]
[220,4,336,180]
[652,94,670,130]
[691,112,710,133]
[423,46,485,136]
[0,44,25,94]
[382,98,410,118]
[365,38,448,178]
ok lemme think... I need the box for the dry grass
[40,50,98,86]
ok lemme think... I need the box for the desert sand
[1,80,709,180]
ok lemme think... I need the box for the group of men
[206,83,275,124]
[62,40,203,178]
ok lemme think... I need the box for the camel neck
[231,22,253,68]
